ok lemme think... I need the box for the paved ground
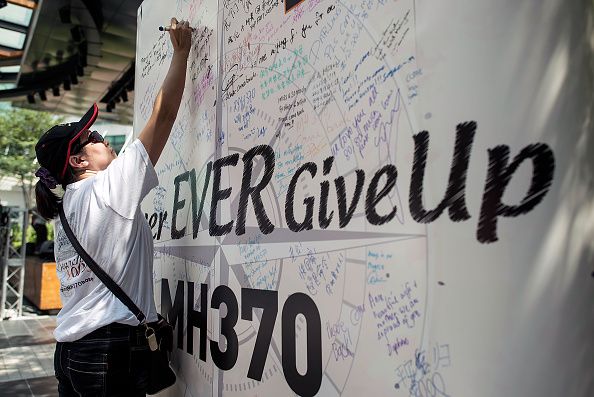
[0,310,58,396]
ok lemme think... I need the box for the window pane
[0,66,20,73]
[0,4,33,27]
[0,83,16,90]
[106,135,125,143]
[105,135,127,154]
[0,28,26,49]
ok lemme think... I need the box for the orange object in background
[24,257,62,311]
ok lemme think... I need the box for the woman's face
[78,130,117,171]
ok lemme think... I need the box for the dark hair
[34,163,79,220]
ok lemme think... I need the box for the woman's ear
[68,154,88,170]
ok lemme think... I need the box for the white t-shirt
[53,139,159,342]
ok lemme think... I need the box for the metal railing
[0,207,27,320]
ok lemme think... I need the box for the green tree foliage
[0,108,63,209]
[26,223,53,243]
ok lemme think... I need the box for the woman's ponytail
[35,180,61,220]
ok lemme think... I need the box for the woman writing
[34,18,192,396]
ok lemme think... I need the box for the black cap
[35,103,98,182]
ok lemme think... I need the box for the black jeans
[54,323,150,396]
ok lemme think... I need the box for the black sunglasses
[73,130,104,153]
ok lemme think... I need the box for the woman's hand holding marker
[165,18,193,55]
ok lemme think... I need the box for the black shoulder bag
[59,205,176,395]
